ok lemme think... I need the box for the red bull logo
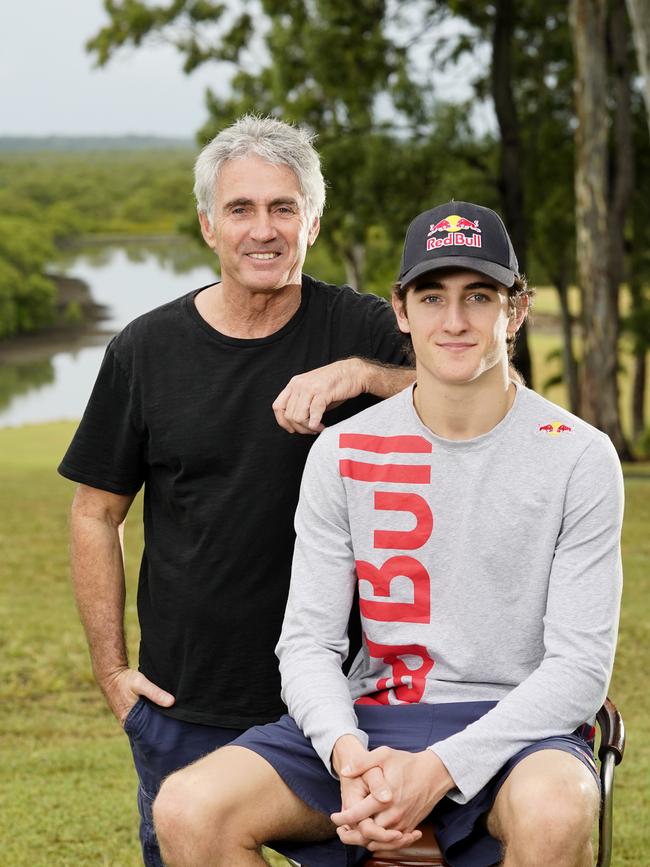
[538,421,573,437]
[426,214,481,251]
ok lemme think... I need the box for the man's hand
[330,735,422,850]
[101,666,175,727]
[272,359,366,434]
[332,747,455,852]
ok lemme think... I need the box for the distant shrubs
[0,149,196,339]
[0,216,57,338]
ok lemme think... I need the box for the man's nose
[250,210,277,242]
[443,300,468,333]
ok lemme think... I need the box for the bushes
[0,217,57,338]
[0,148,196,339]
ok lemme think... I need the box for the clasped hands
[330,734,454,852]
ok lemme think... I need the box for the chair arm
[596,697,625,765]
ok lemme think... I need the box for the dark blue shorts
[232,702,599,867]
[124,698,245,867]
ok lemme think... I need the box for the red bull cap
[398,201,519,287]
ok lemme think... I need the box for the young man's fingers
[336,823,402,847]
[363,765,392,803]
[358,817,403,844]
[331,793,383,826]
[340,746,390,778]
[366,828,422,853]
[336,825,369,846]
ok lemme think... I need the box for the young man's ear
[507,294,529,337]
[392,292,411,335]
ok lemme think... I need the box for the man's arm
[428,436,624,804]
[273,358,415,434]
[70,484,174,724]
[276,428,367,755]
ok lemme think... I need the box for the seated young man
[152,202,624,867]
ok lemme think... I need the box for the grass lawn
[0,421,648,865]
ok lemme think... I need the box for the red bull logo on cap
[538,421,573,437]
[426,214,481,251]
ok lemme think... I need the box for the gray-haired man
[58,115,414,866]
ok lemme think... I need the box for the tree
[0,217,56,338]
[88,1,432,290]
[626,0,650,137]
[624,0,650,445]
[570,0,630,456]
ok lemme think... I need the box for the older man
[58,115,413,866]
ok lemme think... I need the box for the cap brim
[400,257,516,288]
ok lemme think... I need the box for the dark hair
[392,272,534,363]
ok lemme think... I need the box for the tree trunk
[607,2,634,345]
[570,0,630,457]
[491,0,533,386]
[626,0,650,137]
[625,0,650,443]
[342,243,366,291]
[554,274,580,415]
[629,277,647,439]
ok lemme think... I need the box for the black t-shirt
[58,275,408,727]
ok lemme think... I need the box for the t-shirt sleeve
[364,293,411,367]
[57,338,145,495]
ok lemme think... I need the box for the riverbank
[0,273,109,364]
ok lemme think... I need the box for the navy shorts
[232,701,599,867]
[124,698,245,867]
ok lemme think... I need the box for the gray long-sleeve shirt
[276,384,624,803]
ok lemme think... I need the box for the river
[0,239,217,428]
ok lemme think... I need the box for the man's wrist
[332,733,367,775]
[421,748,455,796]
[352,357,415,398]
[96,663,129,691]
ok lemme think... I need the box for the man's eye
[468,293,489,303]
[277,206,295,214]
[422,294,442,303]
[231,207,247,215]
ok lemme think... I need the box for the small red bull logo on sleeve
[427,214,481,250]
[538,421,573,437]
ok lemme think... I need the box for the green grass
[1,423,648,865]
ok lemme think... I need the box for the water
[0,240,218,428]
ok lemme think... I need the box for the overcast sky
[2,1,492,139]
[2,0,228,137]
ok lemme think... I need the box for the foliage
[0,149,197,340]
[87,1,500,289]
[0,216,57,338]
[1,422,648,864]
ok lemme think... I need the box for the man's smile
[246,251,282,260]
[436,342,477,352]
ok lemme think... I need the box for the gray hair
[193,115,326,224]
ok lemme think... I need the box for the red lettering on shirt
[357,556,430,623]
[356,635,434,704]
[339,460,431,484]
[373,491,433,549]
[339,434,432,454]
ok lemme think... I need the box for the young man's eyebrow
[411,280,499,293]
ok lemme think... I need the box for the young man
[153,202,623,867]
